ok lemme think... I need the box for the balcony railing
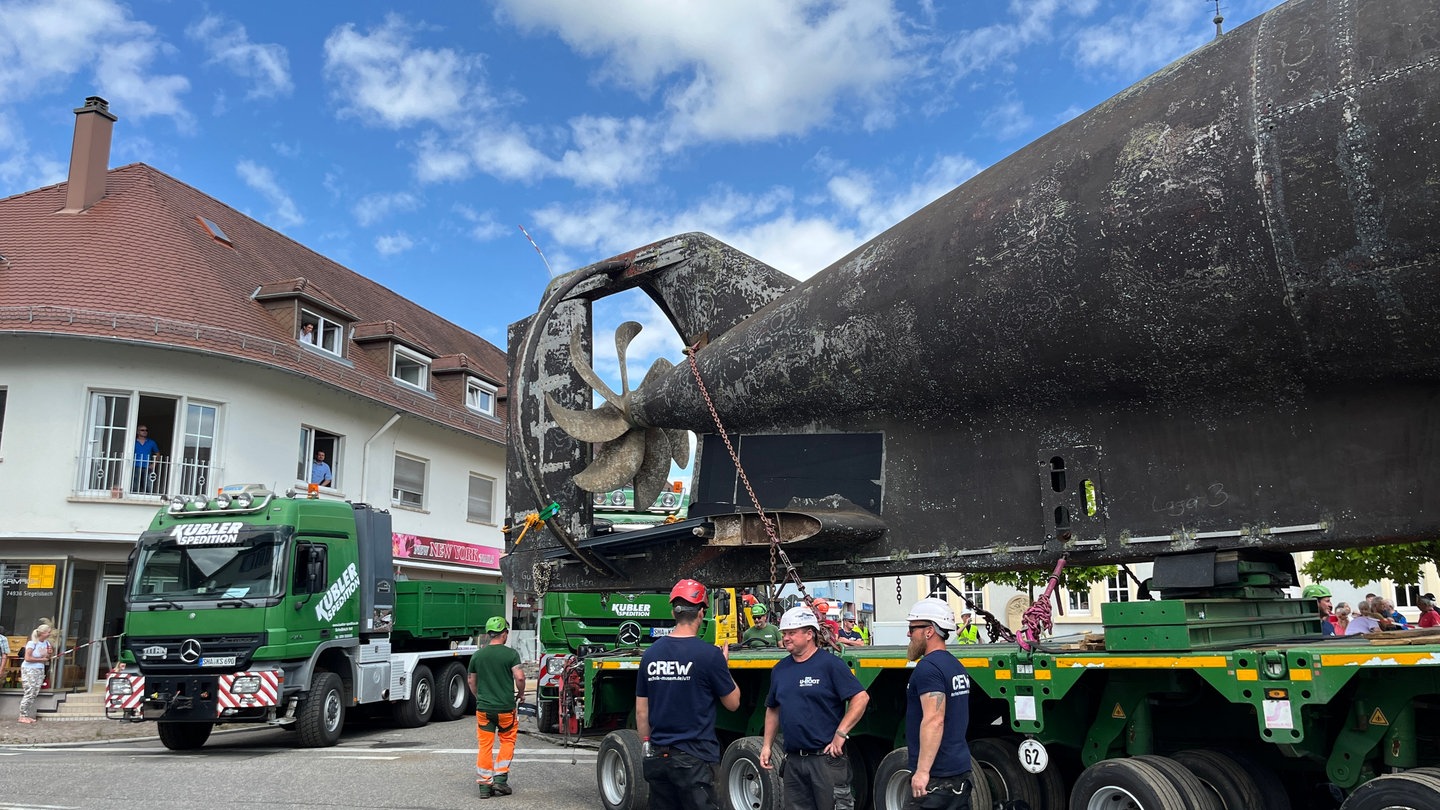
[75,451,220,500]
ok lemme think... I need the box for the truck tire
[297,670,346,748]
[1172,749,1264,810]
[435,661,470,722]
[1070,758,1185,810]
[391,665,435,728]
[872,747,991,810]
[1340,770,1440,810]
[1219,749,1291,810]
[719,736,782,810]
[971,737,1045,809]
[1133,755,1220,810]
[597,729,649,810]
[157,720,213,751]
[537,697,559,734]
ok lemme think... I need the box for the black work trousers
[783,750,853,810]
[643,748,718,810]
[902,772,973,810]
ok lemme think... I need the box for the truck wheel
[391,665,435,728]
[1133,755,1220,810]
[157,721,213,751]
[597,729,649,810]
[719,736,782,810]
[297,670,346,748]
[872,747,991,810]
[1340,770,1440,810]
[435,662,470,722]
[971,737,1044,809]
[1219,749,1291,810]
[1070,758,1184,810]
[537,698,559,734]
[1172,749,1264,809]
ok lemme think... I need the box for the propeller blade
[573,429,647,493]
[545,395,630,444]
[569,325,622,409]
[614,321,643,395]
[632,427,673,513]
[639,356,673,393]
[665,428,691,468]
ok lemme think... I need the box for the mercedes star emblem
[180,638,203,664]
[617,621,643,646]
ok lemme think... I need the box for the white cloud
[323,15,485,128]
[0,115,65,191]
[467,126,556,183]
[454,204,510,242]
[187,14,293,99]
[236,159,304,228]
[353,190,420,226]
[1071,0,1209,78]
[495,0,917,143]
[375,232,415,255]
[982,98,1034,141]
[557,115,659,188]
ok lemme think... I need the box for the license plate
[650,627,672,638]
[202,656,237,667]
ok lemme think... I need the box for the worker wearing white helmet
[903,598,973,808]
[760,606,870,810]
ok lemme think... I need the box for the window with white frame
[299,309,345,355]
[466,379,497,416]
[297,427,343,488]
[1067,586,1092,615]
[393,454,427,508]
[1396,583,1421,609]
[392,346,430,390]
[1106,572,1131,603]
[958,576,984,611]
[468,473,495,524]
[79,390,219,497]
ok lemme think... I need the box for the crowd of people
[1306,585,1439,635]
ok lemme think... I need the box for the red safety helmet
[670,578,707,606]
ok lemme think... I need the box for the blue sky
[1,0,1283,379]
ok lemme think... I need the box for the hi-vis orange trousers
[475,710,518,785]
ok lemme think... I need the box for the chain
[896,576,903,605]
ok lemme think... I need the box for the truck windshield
[130,524,289,601]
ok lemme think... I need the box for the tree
[1301,541,1440,588]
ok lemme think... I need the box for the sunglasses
[908,625,930,633]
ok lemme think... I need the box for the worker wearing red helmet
[636,579,741,810]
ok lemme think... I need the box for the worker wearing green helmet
[742,603,781,647]
[1302,584,1336,636]
[469,615,524,797]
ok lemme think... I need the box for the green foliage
[1301,541,1440,588]
[965,564,1119,598]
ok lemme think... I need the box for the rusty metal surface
[504,0,1440,593]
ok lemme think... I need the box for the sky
[1,0,1285,394]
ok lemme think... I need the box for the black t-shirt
[905,649,972,777]
[636,635,736,762]
[766,650,864,750]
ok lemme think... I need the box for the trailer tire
[719,736,782,810]
[1133,755,1221,810]
[157,720,213,750]
[297,670,346,748]
[435,661,470,722]
[1172,749,1264,810]
[872,747,991,810]
[597,729,650,810]
[1340,770,1440,810]
[971,737,1045,809]
[536,698,559,734]
[1219,748,1290,810]
[1069,758,1185,810]
[392,665,435,728]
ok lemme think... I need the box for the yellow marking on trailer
[1236,670,1258,681]
[1319,651,1440,668]
[994,670,1012,680]
[1370,708,1389,726]
[1289,668,1312,681]
[856,658,991,669]
[959,658,990,668]
[1056,656,1228,669]
[595,661,641,670]
[1034,670,1051,680]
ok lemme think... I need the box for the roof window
[197,216,232,246]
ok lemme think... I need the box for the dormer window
[300,309,345,355]
[466,379,497,416]
[392,346,430,390]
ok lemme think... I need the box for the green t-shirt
[741,624,781,647]
[468,643,522,713]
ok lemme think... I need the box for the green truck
[104,484,504,750]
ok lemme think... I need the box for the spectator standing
[837,614,865,647]
[760,606,870,810]
[299,323,316,344]
[904,598,975,809]
[1302,584,1334,635]
[812,599,842,640]
[17,624,55,724]
[955,611,981,645]
[468,617,525,798]
[741,604,781,647]
[132,425,160,493]
[637,579,740,810]
[1346,601,1385,635]
[1419,594,1440,628]
[1332,602,1352,635]
[309,450,332,487]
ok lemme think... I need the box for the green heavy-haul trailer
[105,485,504,750]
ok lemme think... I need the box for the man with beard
[760,606,870,810]
[904,598,974,809]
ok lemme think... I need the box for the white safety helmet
[779,606,821,631]
[906,598,958,632]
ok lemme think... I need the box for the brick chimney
[61,96,117,214]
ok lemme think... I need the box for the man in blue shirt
[309,450,332,487]
[904,598,973,809]
[132,425,160,493]
[761,605,870,810]
[636,579,740,810]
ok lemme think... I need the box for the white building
[0,98,508,692]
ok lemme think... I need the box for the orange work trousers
[475,709,518,785]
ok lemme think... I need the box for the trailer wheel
[1172,750,1264,810]
[297,670,346,747]
[971,737,1045,809]
[435,662,470,722]
[872,747,991,810]
[536,698,559,734]
[597,729,650,810]
[1340,770,1440,810]
[719,736,782,810]
[157,720,213,751]
[1069,758,1184,810]
[1218,748,1290,810]
[392,665,435,728]
[1133,755,1220,810]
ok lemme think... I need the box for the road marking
[323,755,400,760]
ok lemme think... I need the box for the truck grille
[125,634,264,673]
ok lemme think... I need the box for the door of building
[94,578,127,683]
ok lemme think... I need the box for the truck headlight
[108,678,134,696]
[230,675,263,695]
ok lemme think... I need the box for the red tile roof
[0,163,506,444]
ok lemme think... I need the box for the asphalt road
[0,717,603,809]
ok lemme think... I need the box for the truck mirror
[717,590,731,615]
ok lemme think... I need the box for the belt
[786,749,829,757]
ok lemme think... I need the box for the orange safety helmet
[670,579,707,606]
[812,598,831,616]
